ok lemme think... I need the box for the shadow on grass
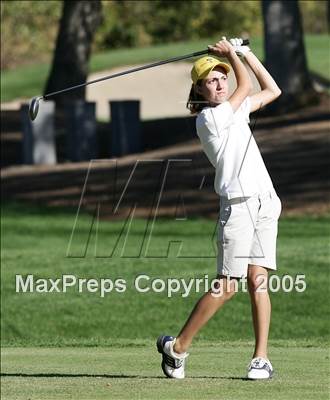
[1,373,249,380]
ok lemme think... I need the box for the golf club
[28,38,249,121]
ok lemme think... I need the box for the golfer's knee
[247,270,268,294]
[210,276,237,301]
[209,288,235,302]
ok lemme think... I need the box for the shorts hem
[248,262,277,271]
[218,264,277,278]
[217,269,247,279]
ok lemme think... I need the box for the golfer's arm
[244,51,281,112]
[227,50,253,112]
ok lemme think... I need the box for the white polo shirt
[196,97,274,199]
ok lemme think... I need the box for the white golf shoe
[156,335,189,379]
[247,357,274,380]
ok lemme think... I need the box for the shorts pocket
[219,203,232,227]
[218,203,231,245]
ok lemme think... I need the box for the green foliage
[0,0,62,70]
[94,1,154,49]
[191,0,262,39]
[94,0,262,51]
[299,0,329,33]
[2,0,327,71]
[144,1,203,44]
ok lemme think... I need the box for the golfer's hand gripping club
[229,37,251,57]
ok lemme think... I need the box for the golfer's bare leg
[174,276,237,354]
[247,265,271,359]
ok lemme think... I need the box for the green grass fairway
[1,343,329,400]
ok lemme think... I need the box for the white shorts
[217,190,282,278]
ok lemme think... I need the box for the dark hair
[186,81,209,114]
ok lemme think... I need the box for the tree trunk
[262,0,318,113]
[44,1,102,106]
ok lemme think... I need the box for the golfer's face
[201,67,228,105]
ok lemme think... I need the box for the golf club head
[28,96,42,121]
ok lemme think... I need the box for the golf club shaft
[43,49,210,100]
[41,38,249,100]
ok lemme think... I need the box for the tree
[262,0,318,113]
[44,0,102,106]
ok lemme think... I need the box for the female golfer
[157,37,282,380]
